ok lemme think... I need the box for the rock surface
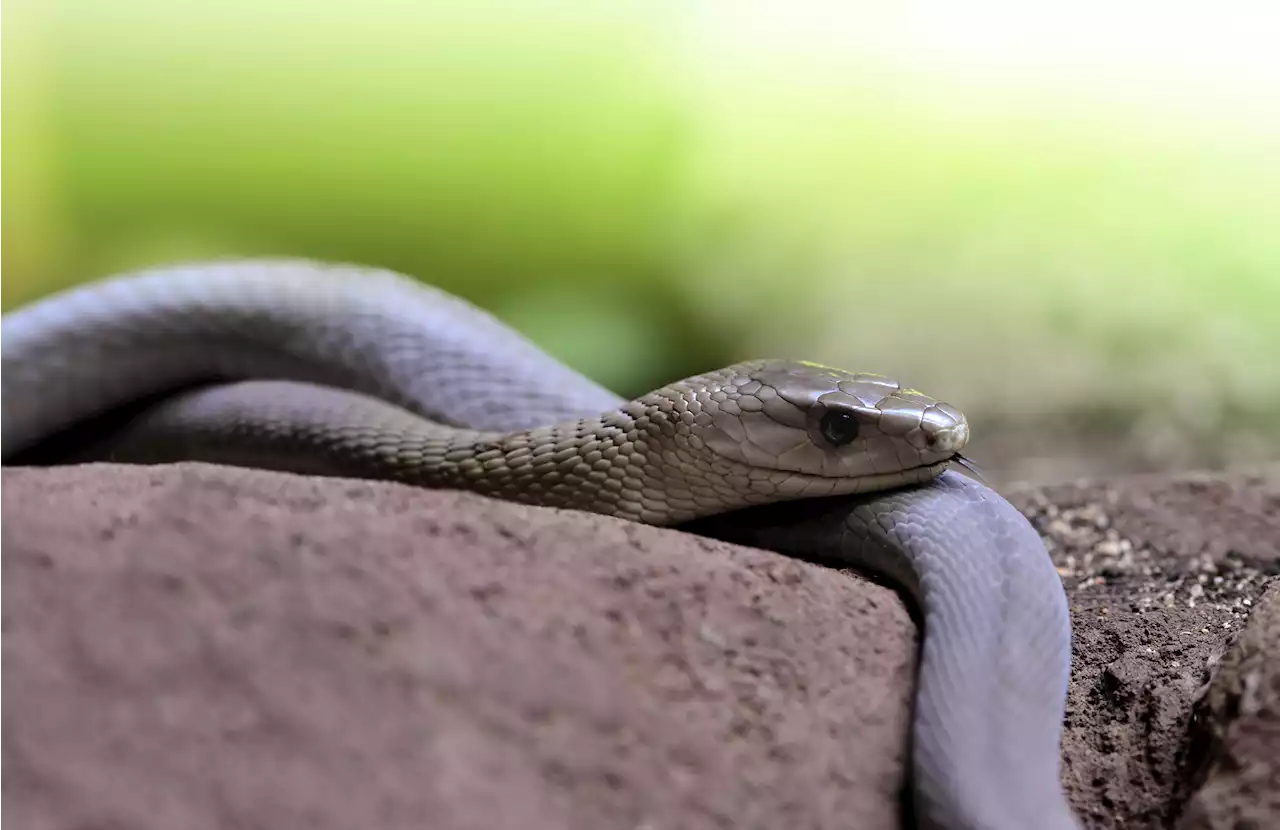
[1176,578,1280,830]
[1016,470,1280,829]
[2,463,919,830]
[3,463,1278,830]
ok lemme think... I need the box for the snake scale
[1,259,1080,830]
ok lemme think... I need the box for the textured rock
[2,463,918,830]
[1176,580,1280,830]
[1012,470,1280,829]
[3,462,1277,830]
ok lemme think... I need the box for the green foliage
[4,1,1279,468]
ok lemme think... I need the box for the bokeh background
[5,1,1279,484]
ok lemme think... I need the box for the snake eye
[818,410,860,446]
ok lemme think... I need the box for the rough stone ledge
[3,463,1277,829]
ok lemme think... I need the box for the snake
[1,259,1080,830]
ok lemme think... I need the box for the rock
[1011,470,1280,829]
[1176,580,1280,830]
[2,463,918,830]
[3,462,1277,829]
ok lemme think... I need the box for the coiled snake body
[1,260,1080,830]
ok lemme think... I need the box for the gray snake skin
[0,259,1079,829]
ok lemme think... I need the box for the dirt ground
[3,462,1277,829]
[1010,469,1279,829]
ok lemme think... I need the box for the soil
[3,462,1277,830]
[1011,469,1280,829]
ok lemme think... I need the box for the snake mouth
[878,456,956,485]
[852,457,954,493]
[804,447,964,481]
[766,456,955,501]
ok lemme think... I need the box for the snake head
[626,359,969,511]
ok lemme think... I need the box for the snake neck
[418,405,709,524]
[45,385,722,524]
[424,398,837,525]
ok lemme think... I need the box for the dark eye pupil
[819,411,860,446]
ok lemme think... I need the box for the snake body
[689,475,1078,830]
[1,260,1079,830]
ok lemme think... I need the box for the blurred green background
[5,1,1279,483]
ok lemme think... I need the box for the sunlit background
[5,1,1279,484]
